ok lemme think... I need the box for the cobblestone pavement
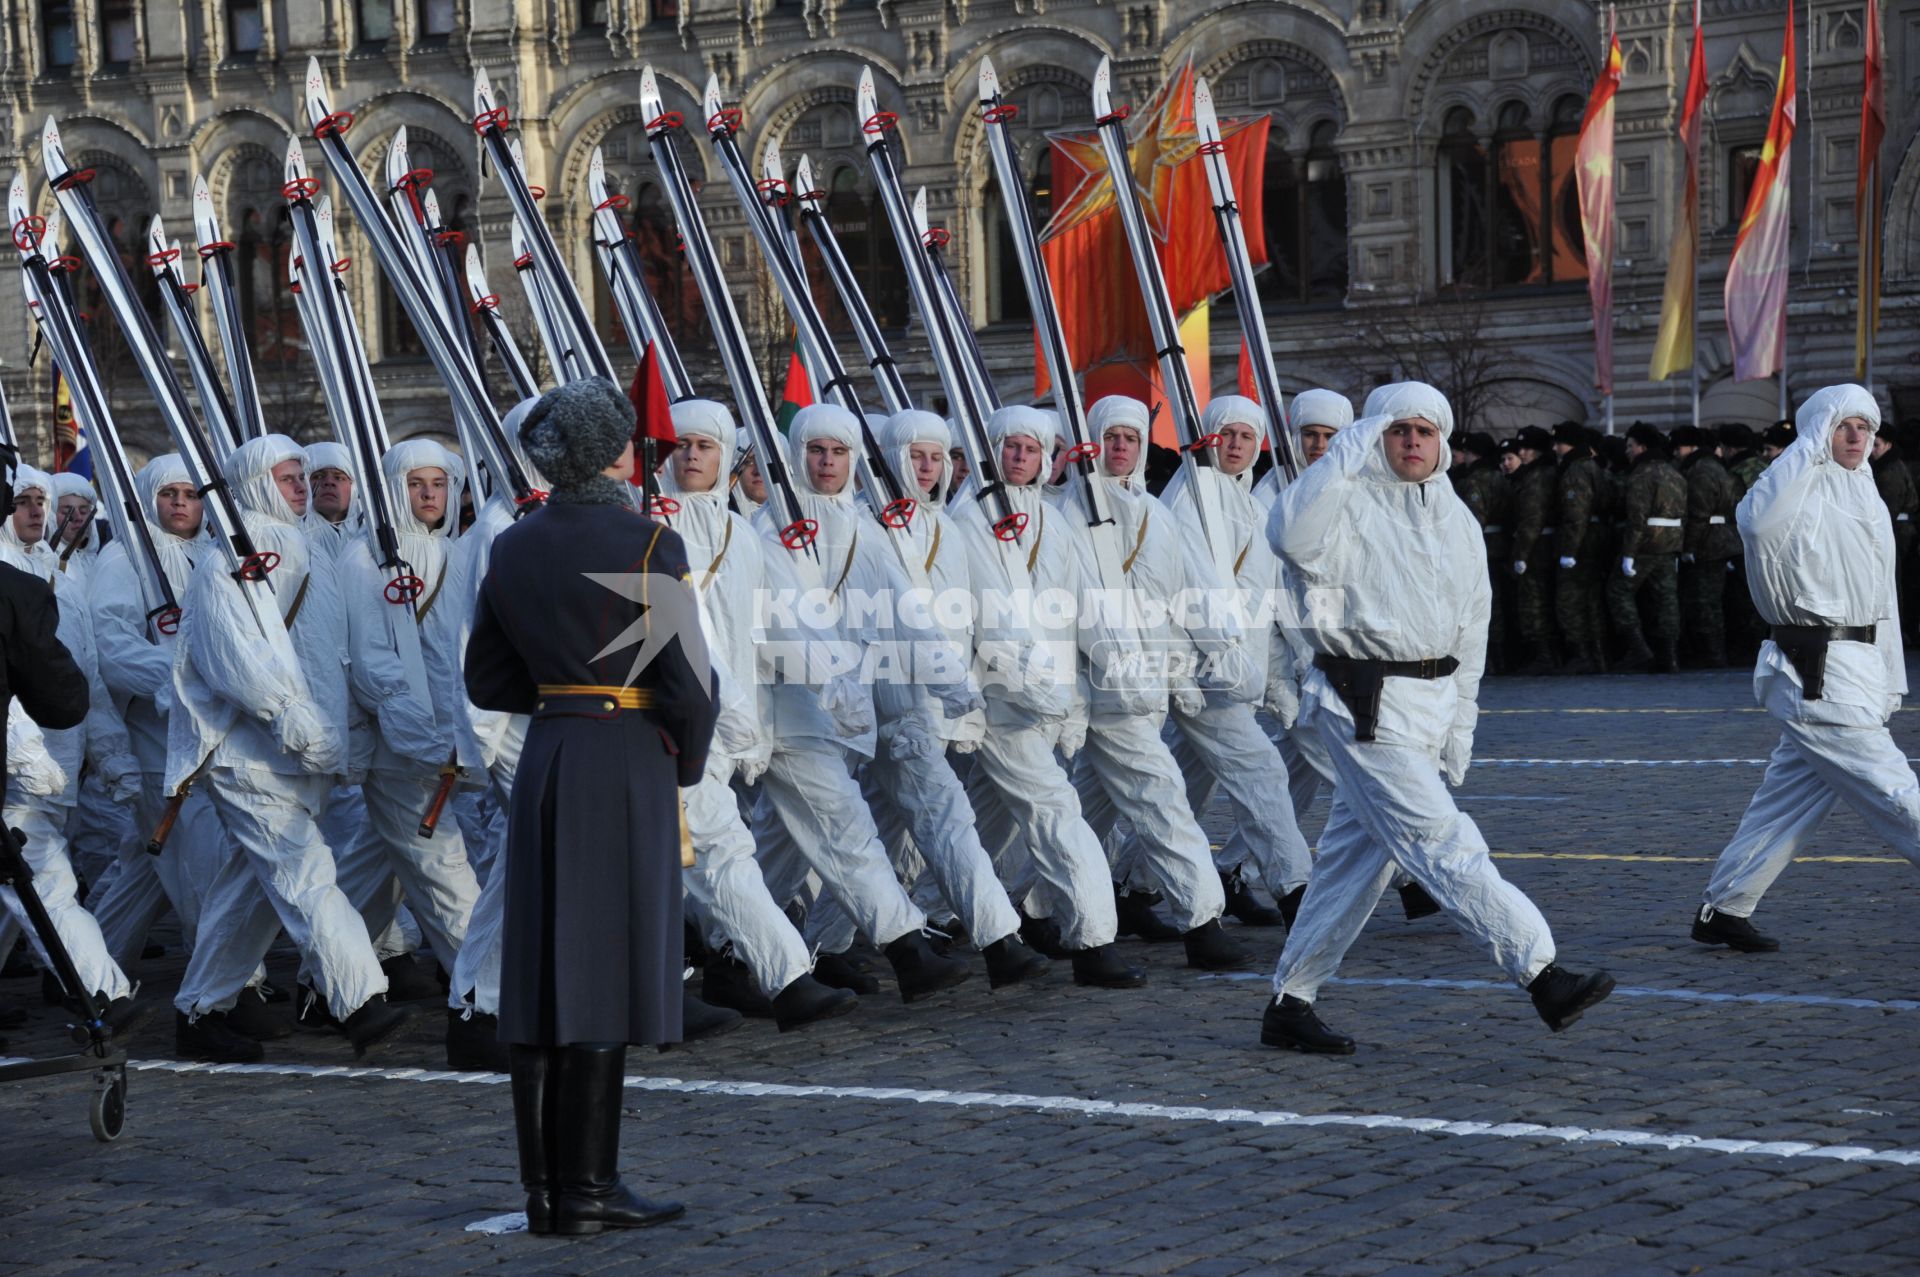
[8,667,1920,1276]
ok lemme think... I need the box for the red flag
[1856,0,1885,377]
[1237,337,1258,403]
[1725,0,1797,382]
[628,341,676,459]
[1035,59,1270,399]
[776,345,812,432]
[1650,0,1708,380]
[1576,16,1623,394]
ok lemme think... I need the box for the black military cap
[1551,420,1587,445]
[1762,423,1795,449]
[1717,422,1759,449]
[1515,425,1555,452]
[1626,421,1670,453]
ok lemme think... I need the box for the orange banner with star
[1035,60,1270,405]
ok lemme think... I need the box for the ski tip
[303,56,328,117]
[464,239,484,278]
[509,214,529,253]
[1091,58,1113,114]
[911,186,930,230]
[282,134,307,180]
[316,193,333,224]
[423,186,441,220]
[7,170,27,219]
[509,136,526,167]
[857,66,877,116]
[794,153,818,206]
[590,146,606,180]
[40,116,64,166]
[146,213,166,253]
[976,56,999,103]
[1193,76,1218,136]
[192,171,212,203]
[638,64,662,116]
[473,64,495,113]
[760,135,783,183]
[702,73,724,123]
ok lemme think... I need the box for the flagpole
[1689,0,1702,432]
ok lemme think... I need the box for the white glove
[1511,560,1527,576]
[889,714,937,761]
[1056,716,1088,760]
[1172,685,1205,717]
[1264,677,1300,731]
[1621,556,1637,579]
[1439,734,1471,787]
[1558,556,1576,570]
[934,679,985,721]
[100,753,143,804]
[1682,552,1696,565]
[819,675,874,739]
[15,751,68,797]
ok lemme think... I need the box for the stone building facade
[0,0,1914,463]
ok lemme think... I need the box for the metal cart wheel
[88,1066,126,1143]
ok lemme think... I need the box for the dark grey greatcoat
[465,502,717,1047]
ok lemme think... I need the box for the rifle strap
[413,563,448,627]
[283,575,312,630]
[1122,507,1151,576]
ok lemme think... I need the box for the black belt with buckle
[1768,625,1876,701]
[1312,653,1462,742]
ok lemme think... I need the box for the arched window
[1258,119,1348,308]
[983,147,1050,325]
[1442,96,1586,293]
[1437,107,1491,290]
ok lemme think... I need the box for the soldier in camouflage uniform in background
[1673,424,1742,667]
[1451,432,1512,673]
[1551,422,1610,674]
[1507,425,1560,675]
[1608,422,1687,673]
[1717,423,1770,663]
[1871,424,1919,637]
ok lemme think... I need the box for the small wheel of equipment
[89,1066,126,1143]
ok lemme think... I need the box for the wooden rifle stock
[417,757,459,838]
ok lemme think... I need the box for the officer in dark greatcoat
[466,378,719,1237]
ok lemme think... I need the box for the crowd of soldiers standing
[1443,417,1920,676]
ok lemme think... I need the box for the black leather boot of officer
[883,930,972,1003]
[551,1045,685,1234]
[1260,994,1356,1055]
[680,986,745,1040]
[508,1045,556,1235]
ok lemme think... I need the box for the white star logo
[582,570,714,698]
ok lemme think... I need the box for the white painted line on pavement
[31,1054,1917,1172]
[1198,971,1920,1012]
[1456,795,1571,802]
[1481,757,1920,767]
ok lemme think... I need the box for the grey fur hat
[518,377,633,495]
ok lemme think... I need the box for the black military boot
[341,995,413,1058]
[1221,869,1287,927]
[1115,887,1181,942]
[1260,994,1355,1055]
[508,1045,556,1235]
[1017,911,1070,960]
[771,974,859,1032]
[293,984,341,1032]
[884,930,971,1003]
[551,1046,685,1234]
[1279,884,1306,929]
[1399,881,1442,920]
[446,1007,510,1072]
[1652,638,1680,674]
[1070,943,1147,989]
[1615,631,1654,672]
[99,995,157,1042]
[1183,918,1250,971]
[224,985,294,1041]
[982,934,1050,989]
[811,950,882,995]
[1690,905,1780,952]
[679,988,745,1041]
[379,953,443,1002]
[1528,963,1616,1031]
[175,1009,265,1064]
[701,955,775,1019]
[1560,646,1598,676]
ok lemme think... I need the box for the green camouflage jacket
[1618,455,1687,558]
[1680,453,1743,560]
